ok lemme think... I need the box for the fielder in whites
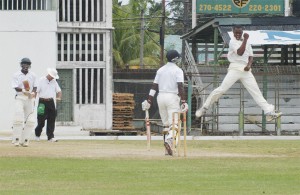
[142,50,188,156]
[196,25,282,120]
[11,58,37,147]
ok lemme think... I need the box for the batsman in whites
[11,57,37,147]
[142,50,188,156]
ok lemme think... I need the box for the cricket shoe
[48,138,58,142]
[164,138,173,156]
[21,139,29,147]
[266,110,282,122]
[35,136,40,141]
[195,107,208,118]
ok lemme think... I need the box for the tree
[113,0,161,69]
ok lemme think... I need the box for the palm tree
[113,0,161,69]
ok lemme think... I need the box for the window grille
[75,68,105,104]
[59,0,104,22]
[58,33,104,62]
[0,0,48,10]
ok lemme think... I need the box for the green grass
[1,140,300,195]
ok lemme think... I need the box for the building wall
[56,0,113,130]
[0,11,57,130]
[0,0,113,131]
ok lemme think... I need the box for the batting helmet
[20,58,31,65]
[166,50,181,62]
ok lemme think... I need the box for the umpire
[35,68,62,142]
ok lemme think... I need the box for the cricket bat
[145,110,151,151]
[23,80,30,91]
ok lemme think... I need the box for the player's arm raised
[237,33,249,56]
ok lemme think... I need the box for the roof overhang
[181,17,300,46]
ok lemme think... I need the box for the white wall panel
[0,11,57,130]
[0,11,57,31]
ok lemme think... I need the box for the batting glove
[142,100,151,111]
[22,89,31,96]
[28,92,36,99]
[180,100,188,112]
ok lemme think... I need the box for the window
[75,68,105,104]
[58,33,104,62]
[0,0,48,10]
[59,0,104,22]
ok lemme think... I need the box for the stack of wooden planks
[113,93,135,130]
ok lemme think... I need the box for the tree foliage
[113,0,191,69]
[113,0,161,69]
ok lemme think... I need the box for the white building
[0,0,113,131]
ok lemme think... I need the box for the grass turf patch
[0,140,300,194]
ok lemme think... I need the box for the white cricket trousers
[12,95,35,143]
[157,93,180,139]
[203,69,274,113]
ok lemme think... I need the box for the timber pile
[113,93,135,130]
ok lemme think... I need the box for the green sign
[196,0,284,14]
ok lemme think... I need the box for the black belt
[39,98,53,101]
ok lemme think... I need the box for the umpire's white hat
[47,68,59,79]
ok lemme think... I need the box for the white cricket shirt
[227,38,253,71]
[153,62,184,94]
[37,77,61,99]
[12,70,37,95]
